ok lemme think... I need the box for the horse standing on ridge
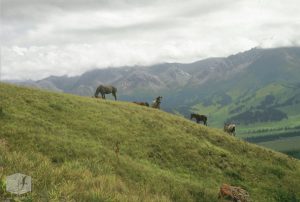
[224,123,236,136]
[190,113,208,126]
[94,85,117,100]
[151,96,162,109]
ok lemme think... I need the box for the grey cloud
[259,21,300,30]
[2,0,237,23]
[172,0,238,19]
[2,0,156,20]
[64,18,185,37]
[1,0,300,80]
[66,0,237,38]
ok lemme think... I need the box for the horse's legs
[101,93,105,99]
[113,93,117,100]
[157,102,161,109]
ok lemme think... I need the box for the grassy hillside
[190,81,300,158]
[0,83,300,201]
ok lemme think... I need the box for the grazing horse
[224,123,236,136]
[151,96,162,109]
[190,113,208,126]
[133,102,149,107]
[94,85,117,100]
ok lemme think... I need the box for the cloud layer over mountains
[2,0,300,80]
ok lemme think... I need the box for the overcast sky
[1,0,300,80]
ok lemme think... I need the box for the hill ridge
[0,83,300,201]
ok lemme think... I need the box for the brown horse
[94,85,117,100]
[190,113,207,126]
[151,96,162,109]
[133,102,149,107]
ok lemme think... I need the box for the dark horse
[190,113,208,126]
[133,102,149,107]
[151,96,162,109]
[94,85,117,100]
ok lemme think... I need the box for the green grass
[258,136,300,160]
[259,136,300,152]
[1,83,300,201]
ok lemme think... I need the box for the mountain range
[14,47,300,121]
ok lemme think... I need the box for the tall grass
[0,83,300,201]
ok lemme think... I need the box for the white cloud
[1,0,300,80]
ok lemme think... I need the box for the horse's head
[156,96,162,103]
[152,96,161,103]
